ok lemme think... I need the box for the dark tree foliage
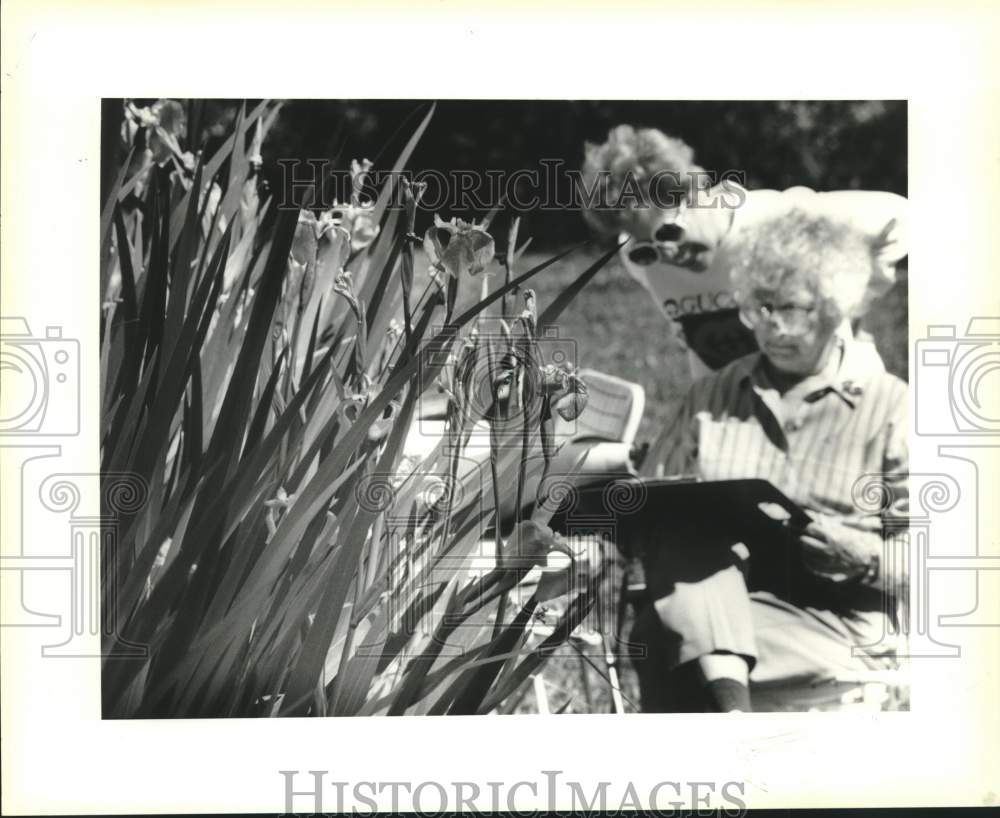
[112,99,906,250]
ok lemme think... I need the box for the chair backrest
[553,368,645,446]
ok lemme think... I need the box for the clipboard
[549,476,810,538]
[548,477,817,601]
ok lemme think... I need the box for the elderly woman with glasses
[628,208,909,712]
[581,125,907,380]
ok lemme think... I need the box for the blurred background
[267,100,906,246]
[101,98,908,714]
[102,97,908,457]
[104,99,907,249]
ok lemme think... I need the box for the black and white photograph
[97,98,911,719]
[3,3,998,815]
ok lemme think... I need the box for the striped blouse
[645,338,909,568]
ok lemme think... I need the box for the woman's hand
[798,512,878,583]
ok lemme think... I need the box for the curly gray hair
[729,208,879,323]
[580,125,707,237]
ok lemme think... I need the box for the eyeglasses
[739,300,818,334]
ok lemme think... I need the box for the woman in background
[580,125,908,382]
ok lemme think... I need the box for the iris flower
[541,363,589,421]
[423,215,495,278]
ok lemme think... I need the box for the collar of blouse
[734,335,884,411]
